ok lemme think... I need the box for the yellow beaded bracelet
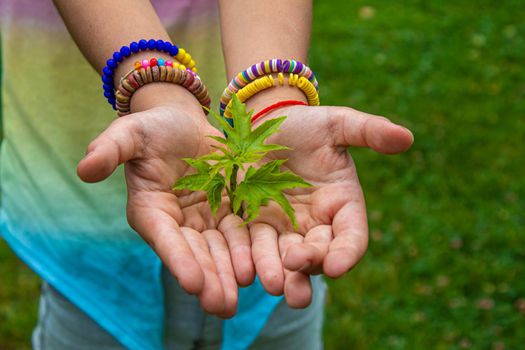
[223,73,320,118]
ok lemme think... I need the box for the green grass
[1,0,524,348]
[312,0,524,349]
[0,242,39,349]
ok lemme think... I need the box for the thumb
[77,117,144,183]
[330,107,414,154]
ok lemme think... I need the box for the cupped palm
[247,105,414,307]
[77,106,255,317]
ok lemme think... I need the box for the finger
[203,229,238,318]
[329,107,414,154]
[324,196,369,279]
[181,227,226,315]
[218,215,255,287]
[284,271,312,309]
[283,225,332,275]
[250,223,285,296]
[279,232,312,308]
[127,199,204,295]
[77,116,144,183]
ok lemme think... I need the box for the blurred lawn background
[1,0,524,349]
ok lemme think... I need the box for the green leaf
[175,95,310,225]
[181,158,210,172]
[207,107,239,143]
[197,152,229,162]
[206,173,226,214]
[230,94,252,142]
[233,160,312,229]
[174,167,226,214]
[207,135,229,146]
[210,159,234,180]
[249,116,287,149]
[173,173,211,191]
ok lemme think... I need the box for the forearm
[219,0,313,110]
[53,0,199,113]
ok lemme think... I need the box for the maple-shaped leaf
[173,158,225,214]
[205,174,226,214]
[208,95,289,166]
[232,160,312,229]
[176,94,311,225]
[230,93,252,147]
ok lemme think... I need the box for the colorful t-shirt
[0,1,282,349]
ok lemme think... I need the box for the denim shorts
[32,267,326,350]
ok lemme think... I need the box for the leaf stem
[230,164,244,218]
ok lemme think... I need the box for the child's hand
[76,86,255,318]
[248,105,414,308]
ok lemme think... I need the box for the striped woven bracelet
[115,57,210,117]
[102,39,198,110]
[220,59,318,116]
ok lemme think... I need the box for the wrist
[130,83,204,117]
[245,85,307,114]
[114,49,205,117]
[246,86,307,127]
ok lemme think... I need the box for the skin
[57,0,414,315]
[248,105,414,307]
[53,0,256,316]
[219,0,414,306]
[77,84,253,318]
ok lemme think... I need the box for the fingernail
[403,127,415,141]
[401,126,412,133]
[299,262,311,272]
[81,150,95,162]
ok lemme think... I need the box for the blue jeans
[32,268,326,349]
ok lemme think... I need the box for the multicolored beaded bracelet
[223,72,320,119]
[102,39,198,110]
[219,59,318,116]
[115,57,211,117]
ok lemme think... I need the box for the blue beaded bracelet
[101,39,197,110]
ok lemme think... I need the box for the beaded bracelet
[114,57,211,117]
[223,73,320,119]
[102,39,198,110]
[220,59,318,116]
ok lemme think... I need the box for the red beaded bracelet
[251,100,308,124]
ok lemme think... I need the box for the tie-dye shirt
[0,1,281,349]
